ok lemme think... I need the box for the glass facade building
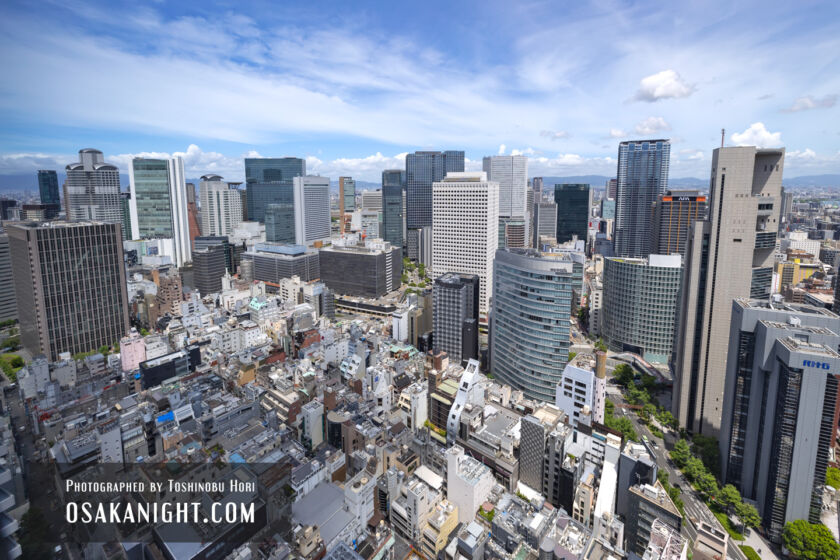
[613,139,671,258]
[37,169,60,206]
[406,151,463,229]
[244,157,305,223]
[131,159,174,238]
[554,184,591,243]
[382,184,404,248]
[489,248,582,402]
[265,202,295,244]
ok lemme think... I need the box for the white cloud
[608,129,627,139]
[498,144,506,155]
[786,148,816,160]
[731,122,782,148]
[306,152,408,180]
[633,70,695,102]
[634,117,671,135]
[540,130,570,140]
[782,94,837,112]
[679,148,704,160]
[510,148,538,156]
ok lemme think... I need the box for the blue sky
[0,0,838,182]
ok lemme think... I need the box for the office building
[339,176,355,213]
[433,273,479,366]
[446,446,494,524]
[199,175,243,237]
[64,148,122,223]
[8,221,129,361]
[431,172,498,314]
[244,157,305,223]
[186,182,201,245]
[483,155,528,219]
[382,180,404,249]
[673,146,784,435]
[37,169,60,206]
[532,176,544,198]
[613,139,671,258]
[719,299,840,542]
[194,236,233,273]
[625,481,682,557]
[555,352,607,425]
[532,201,557,246]
[606,178,617,199]
[490,248,582,402]
[128,156,192,266]
[617,442,658,518]
[0,199,17,220]
[293,176,331,246]
[407,227,432,265]
[498,217,526,249]
[651,190,707,255]
[602,254,682,363]
[301,400,325,450]
[265,202,295,244]
[20,203,58,221]
[554,184,592,244]
[360,190,382,212]
[318,237,401,298]
[241,244,321,286]
[406,150,464,231]
[119,192,132,241]
[0,234,16,322]
[192,246,227,296]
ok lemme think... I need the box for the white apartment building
[555,353,606,426]
[301,400,324,449]
[446,445,494,524]
[293,176,331,246]
[432,172,499,314]
[398,382,428,431]
[199,175,243,236]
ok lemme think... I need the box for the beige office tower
[672,146,784,435]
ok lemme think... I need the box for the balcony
[0,512,18,538]
[0,488,14,512]
[0,466,10,485]
[2,536,21,559]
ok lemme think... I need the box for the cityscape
[0,2,839,560]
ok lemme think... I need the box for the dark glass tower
[244,157,305,223]
[433,273,479,366]
[382,169,405,248]
[265,203,296,244]
[554,184,591,243]
[613,139,671,258]
[37,170,60,206]
[405,151,463,229]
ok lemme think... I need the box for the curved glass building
[489,248,582,402]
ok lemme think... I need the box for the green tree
[695,471,719,498]
[826,467,840,490]
[670,439,691,468]
[782,520,839,560]
[18,507,52,559]
[613,364,635,386]
[9,355,23,368]
[718,484,742,514]
[735,501,761,529]
[684,456,706,481]
[692,434,721,477]
[594,339,607,352]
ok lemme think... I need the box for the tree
[594,339,608,352]
[18,507,52,560]
[695,471,719,498]
[670,439,692,468]
[613,364,635,386]
[692,434,721,477]
[718,484,742,514]
[735,502,761,530]
[782,520,840,560]
[826,467,840,490]
[684,456,706,481]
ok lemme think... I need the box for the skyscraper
[37,169,60,206]
[64,148,122,223]
[531,177,544,198]
[244,157,305,223]
[532,201,557,246]
[192,245,227,296]
[0,234,17,323]
[554,184,591,243]
[199,175,243,237]
[265,203,295,244]
[719,299,840,542]
[406,151,464,230]
[489,248,582,402]
[293,176,331,246]
[482,155,528,219]
[128,156,192,266]
[651,190,707,255]
[339,176,355,214]
[433,273,479,366]
[382,169,405,249]
[186,182,201,246]
[120,192,132,241]
[8,221,129,361]
[431,172,498,314]
[672,146,784,435]
[613,140,671,258]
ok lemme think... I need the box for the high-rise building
[0,234,17,322]
[490,248,582,402]
[241,244,321,285]
[0,199,17,220]
[186,182,201,246]
[555,352,607,426]
[606,178,617,199]
[651,190,707,255]
[244,157,305,223]
[8,221,129,361]
[602,254,682,364]
[406,151,464,230]
[482,155,528,219]
[433,273,479,366]
[192,245,227,296]
[128,157,192,266]
[625,482,682,557]
[199,175,243,237]
[120,192,132,241]
[293,176,331,246]
[532,177,544,198]
[673,146,784,435]
[360,190,382,212]
[194,236,233,273]
[339,176,355,214]
[37,169,60,206]
[719,299,840,542]
[613,140,671,258]
[64,148,122,223]
[265,203,295,244]
[382,173,404,249]
[431,172,498,314]
[532,201,557,246]
[554,184,592,244]
[318,237,401,298]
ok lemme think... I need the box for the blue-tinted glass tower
[405,151,463,229]
[382,169,405,248]
[37,170,60,206]
[554,184,591,243]
[244,157,305,223]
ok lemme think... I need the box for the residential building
[406,150,464,230]
[8,221,129,361]
[555,352,606,425]
[301,400,325,450]
[432,273,479,366]
[64,148,122,223]
[421,500,458,559]
[244,157,305,223]
[199,175,243,237]
[119,329,146,372]
[651,190,707,255]
[37,169,60,206]
[613,139,671,258]
[432,172,499,314]
[602,254,682,363]
[616,442,657,518]
[554,184,592,244]
[192,246,226,296]
[482,155,528,219]
[446,445,494,524]
[490,248,582,402]
[719,299,840,542]
[293,176,331,246]
[129,156,192,266]
[318,237,401,298]
[0,234,17,322]
[673,146,784,435]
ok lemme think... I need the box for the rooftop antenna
[721,128,725,148]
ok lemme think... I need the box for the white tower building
[199,175,243,236]
[293,176,331,246]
